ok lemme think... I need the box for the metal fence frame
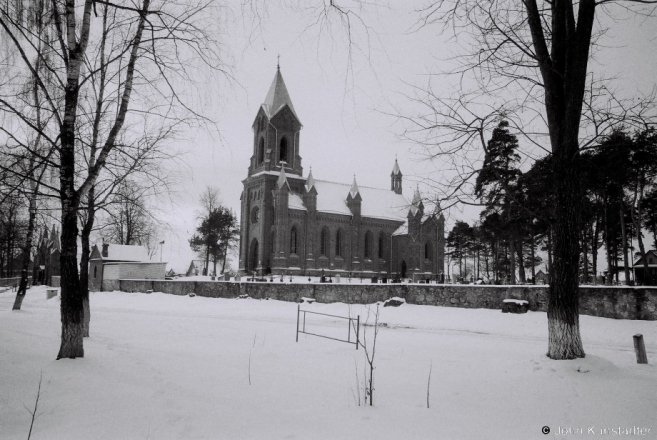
[296,304,360,349]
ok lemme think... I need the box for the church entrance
[249,239,259,274]
[401,260,407,279]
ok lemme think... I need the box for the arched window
[364,231,373,259]
[279,137,288,163]
[250,206,260,224]
[93,265,97,279]
[320,228,329,256]
[335,229,342,257]
[290,226,298,254]
[378,232,385,259]
[425,241,432,260]
[258,137,265,164]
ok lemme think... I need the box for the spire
[349,174,361,198]
[391,158,401,176]
[305,167,316,192]
[263,65,299,120]
[409,185,422,216]
[277,164,290,190]
[412,185,421,206]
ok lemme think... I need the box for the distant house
[535,270,549,284]
[632,250,657,285]
[89,244,166,292]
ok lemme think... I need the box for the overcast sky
[152,2,657,273]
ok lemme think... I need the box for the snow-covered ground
[1,285,656,440]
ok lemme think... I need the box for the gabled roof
[633,250,657,267]
[262,67,299,122]
[313,179,410,221]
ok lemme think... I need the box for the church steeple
[391,158,402,194]
[249,64,303,177]
[263,65,299,121]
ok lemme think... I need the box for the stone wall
[0,277,20,288]
[108,280,657,321]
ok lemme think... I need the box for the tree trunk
[582,224,589,284]
[547,138,585,359]
[546,228,552,277]
[12,191,38,310]
[57,201,84,359]
[80,186,95,337]
[516,238,525,283]
[603,197,612,285]
[620,202,631,285]
[530,227,536,284]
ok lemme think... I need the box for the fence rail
[296,304,359,349]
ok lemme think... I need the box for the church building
[238,66,445,279]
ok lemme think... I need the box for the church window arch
[378,232,385,259]
[320,227,329,256]
[290,226,298,255]
[250,206,260,224]
[93,265,97,279]
[425,241,432,260]
[335,229,343,257]
[258,137,265,164]
[364,231,373,259]
[279,137,288,164]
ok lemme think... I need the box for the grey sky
[156,2,657,272]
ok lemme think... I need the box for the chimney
[102,244,109,258]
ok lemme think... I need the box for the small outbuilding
[89,244,166,292]
[633,250,657,285]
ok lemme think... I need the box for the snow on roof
[105,244,149,262]
[314,179,410,221]
[262,67,299,121]
[392,220,408,236]
[391,159,401,175]
[288,193,307,211]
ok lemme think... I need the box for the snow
[2,286,656,439]
[313,179,410,221]
[503,299,529,305]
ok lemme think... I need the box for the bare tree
[403,1,657,359]
[1,0,228,359]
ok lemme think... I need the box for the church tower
[391,158,402,194]
[248,64,303,177]
[240,65,304,276]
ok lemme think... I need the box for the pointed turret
[305,167,316,193]
[263,65,299,121]
[277,164,290,190]
[349,175,361,199]
[347,175,362,217]
[391,158,402,194]
[409,185,424,217]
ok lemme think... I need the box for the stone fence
[106,279,657,321]
[0,277,20,288]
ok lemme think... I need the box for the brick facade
[238,67,445,279]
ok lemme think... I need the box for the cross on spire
[277,54,280,70]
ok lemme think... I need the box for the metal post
[296,304,300,342]
[348,319,351,344]
[356,315,360,350]
[303,310,306,333]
